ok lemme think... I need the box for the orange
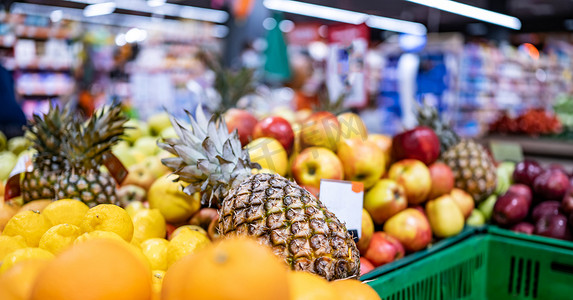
[287,271,339,300]
[162,237,289,300]
[29,238,152,300]
[330,279,381,300]
[18,200,53,213]
[0,259,49,300]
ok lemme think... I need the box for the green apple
[147,112,172,136]
[133,136,160,156]
[8,137,31,155]
[0,131,6,151]
[113,147,137,167]
[160,127,177,139]
[0,151,18,181]
[143,155,169,178]
[495,161,516,195]
[466,209,486,226]
[478,194,497,221]
[124,120,150,145]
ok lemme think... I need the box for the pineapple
[55,104,128,207]
[417,104,497,202]
[22,104,73,203]
[159,106,360,280]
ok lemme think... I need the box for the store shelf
[481,134,573,158]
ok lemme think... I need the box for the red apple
[364,179,407,225]
[532,201,561,223]
[300,111,341,151]
[166,223,177,239]
[357,209,375,254]
[513,160,544,187]
[359,257,375,275]
[253,116,295,153]
[511,222,535,235]
[450,188,474,219]
[291,147,343,190]
[562,187,573,215]
[428,162,454,199]
[123,163,157,191]
[301,185,319,198]
[383,208,432,252]
[363,232,405,267]
[338,138,386,189]
[188,208,219,230]
[225,108,258,146]
[533,169,571,201]
[493,192,530,226]
[388,159,432,205]
[392,126,440,165]
[207,215,220,241]
[535,214,572,240]
[507,184,533,206]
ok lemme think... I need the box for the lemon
[247,138,288,176]
[42,199,89,227]
[131,209,166,246]
[39,224,82,254]
[151,270,165,300]
[170,225,208,241]
[140,238,169,271]
[148,175,201,223]
[166,228,210,267]
[74,230,125,244]
[3,211,52,246]
[0,235,27,261]
[0,247,54,273]
[81,204,134,242]
[125,201,146,219]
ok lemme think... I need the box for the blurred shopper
[0,64,26,138]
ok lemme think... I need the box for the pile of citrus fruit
[0,198,379,300]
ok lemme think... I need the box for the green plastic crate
[363,227,573,300]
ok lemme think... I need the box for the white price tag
[319,179,364,241]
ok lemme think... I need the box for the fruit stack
[492,159,573,241]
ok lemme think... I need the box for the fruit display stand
[362,226,573,300]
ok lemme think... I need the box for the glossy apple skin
[300,111,340,151]
[123,163,156,191]
[513,160,544,187]
[337,138,386,189]
[291,147,343,190]
[188,208,219,230]
[535,214,572,240]
[561,187,573,215]
[532,201,561,223]
[359,257,375,276]
[428,162,454,199]
[511,222,535,235]
[356,209,375,254]
[363,232,405,267]
[392,126,440,165]
[507,184,533,206]
[493,192,530,226]
[533,169,571,201]
[450,188,474,219]
[253,116,295,153]
[364,179,407,225]
[225,108,258,146]
[367,134,392,172]
[388,159,432,205]
[383,208,432,252]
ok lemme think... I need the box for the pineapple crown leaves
[159,105,260,206]
[198,50,257,113]
[64,103,129,169]
[312,83,348,115]
[414,101,460,152]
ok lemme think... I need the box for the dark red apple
[562,187,573,215]
[535,214,572,240]
[253,116,294,153]
[533,169,570,201]
[428,162,455,199]
[511,222,535,235]
[532,201,561,223]
[549,164,568,173]
[513,160,544,187]
[363,232,404,267]
[506,184,532,206]
[224,108,258,146]
[188,208,219,230]
[360,257,375,275]
[493,192,530,226]
[392,126,440,165]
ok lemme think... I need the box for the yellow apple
[148,174,201,223]
[143,155,170,178]
[123,163,156,191]
[337,112,367,142]
[246,138,288,176]
[450,188,475,219]
[364,179,408,224]
[383,208,432,252]
[356,209,374,254]
[367,134,392,172]
[337,138,385,189]
[133,136,160,156]
[129,148,147,164]
[300,111,341,151]
[291,147,343,189]
[147,112,172,136]
[426,194,465,238]
[112,147,137,168]
[124,119,150,145]
[388,159,431,205]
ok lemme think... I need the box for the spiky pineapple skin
[441,140,497,202]
[218,173,360,281]
[21,168,58,202]
[55,169,118,207]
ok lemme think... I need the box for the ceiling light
[263,0,426,35]
[404,0,521,30]
[50,10,63,22]
[83,2,116,17]
[147,0,166,7]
